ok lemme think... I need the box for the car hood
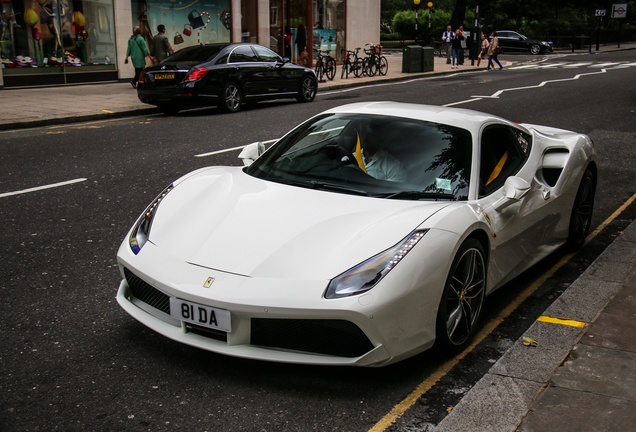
[147,167,450,280]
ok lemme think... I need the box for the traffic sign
[612,4,628,18]
[595,9,606,16]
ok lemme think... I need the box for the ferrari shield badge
[203,277,215,288]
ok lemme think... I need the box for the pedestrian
[150,24,173,64]
[442,25,454,65]
[458,25,467,65]
[477,33,489,67]
[335,26,345,62]
[485,31,503,71]
[451,28,464,69]
[295,24,307,66]
[125,26,149,88]
[284,26,292,60]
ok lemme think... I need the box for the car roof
[321,102,519,133]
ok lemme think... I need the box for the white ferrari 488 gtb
[116,102,597,367]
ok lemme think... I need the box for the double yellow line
[370,191,636,432]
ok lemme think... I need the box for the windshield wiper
[306,181,369,196]
[262,177,369,196]
[377,191,455,200]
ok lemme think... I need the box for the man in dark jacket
[150,24,173,63]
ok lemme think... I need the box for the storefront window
[269,0,283,55]
[240,0,256,43]
[286,0,307,64]
[133,0,230,54]
[1,0,117,74]
[312,0,344,61]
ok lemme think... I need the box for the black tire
[296,75,316,103]
[341,61,348,79]
[566,168,596,249]
[530,44,541,55]
[435,238,486,353]
[315,62,325,82]
[158,105,180,116]
[378,56,388,76]
[353,58,364,78]
[325,58,336,80]
[221,81,243,113]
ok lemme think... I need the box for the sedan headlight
[129,184,174,254]
[325,230,428,299]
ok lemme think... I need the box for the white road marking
[0,178,87,198]
[589,62,620,68]
[562,62,594,67]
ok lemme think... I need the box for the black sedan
[137,43,317,114]
[495,30,554,55]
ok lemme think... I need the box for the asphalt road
[1,49,635,431]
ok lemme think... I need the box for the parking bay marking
[369,189,636,432]
[0,178,87,199]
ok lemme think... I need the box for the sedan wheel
[296,75,316,103]
[530,44,541,55]
[567,168,596,249]
[221,82,243,113]
[435,238,486,353]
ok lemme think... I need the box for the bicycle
[314,49,336,82]
[340,48,364,79]
[362,43,388,77]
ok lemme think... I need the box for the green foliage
[392,8,454,41]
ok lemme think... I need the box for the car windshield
[167,45,224,63]
[246,114,472,200]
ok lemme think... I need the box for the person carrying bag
[125,26,150,88]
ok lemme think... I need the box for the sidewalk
[433,219,636,432]
[0,51,482,131]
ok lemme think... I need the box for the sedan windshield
[246,114,472,200]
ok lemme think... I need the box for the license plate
[170,298,231,332]
[154,73,175,80]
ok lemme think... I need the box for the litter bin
[422,46,434,72]
[402,45,423,73]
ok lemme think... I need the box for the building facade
[0,0,379,88]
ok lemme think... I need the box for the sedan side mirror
[493,176,531,211]
[238,142,265,166]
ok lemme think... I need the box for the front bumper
[115,233,453,366]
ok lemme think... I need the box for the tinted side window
[252,45,282,62]
[479,125,529,197]
[229,46,259,63]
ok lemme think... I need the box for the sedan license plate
[154,73,175,80]
[170,298,231,332]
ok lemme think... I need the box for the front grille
[185,323,228,342]
[124,268,170,314]
[251,318,374,358]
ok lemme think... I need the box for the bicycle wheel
[325,58,336,80]
[353,58,364,78]
[341,60,348,79]
[365,57,377,77]
[378,56,388,76]
[315,62,325,82]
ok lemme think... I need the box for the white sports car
[116,102,597,367]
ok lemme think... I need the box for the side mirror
[281,57,290,64]
[238,142,265,166]
[493,176,531,211]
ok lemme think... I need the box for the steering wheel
[318,144,359,169]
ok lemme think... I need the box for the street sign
[595,9,606,16]
[612,4,628,18]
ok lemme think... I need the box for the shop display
[0,0,116,71]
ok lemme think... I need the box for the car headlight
[325,230,428,299]
[129,184,174,254]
